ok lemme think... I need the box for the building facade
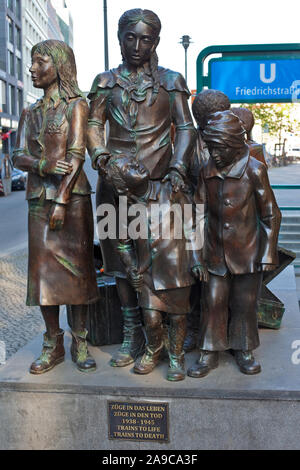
[0,0,74,158]
[47,0,64,42]
[0,0,23,155]
[50,0,73,47]
[22,0,48,109]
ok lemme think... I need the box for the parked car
[286,148,300,162]
[11,169,27,190]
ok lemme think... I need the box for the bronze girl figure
[87,9,196,368]
[13,40,99,374]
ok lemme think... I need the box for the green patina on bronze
[117,242,133,253]
[38,334,57,365]
[257,299,285,329]
[159,131,171,148]
[110,105,125,127]
[54,254,82,278]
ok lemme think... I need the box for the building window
[9,85,16,115]
[17,58,22,80]
[17,88,23,116]
[7,0,14,12]
[7,16,13,44]
[8,51,15,76]
[0,80,7,114]
[16,27,21,50]
[16,0,21,19]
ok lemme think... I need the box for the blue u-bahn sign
[209,56,300,103]
[196,44,300,103]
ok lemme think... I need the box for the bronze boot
[30,329,65,375]
[71,329,97,373]
[187,350,219,378]
[167,353,185,381]
[167,314,186,381]
[133,344,163,375]
[110,307,145,367]
[134,309,163,375]
[234,350,261,375]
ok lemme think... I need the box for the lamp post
[179,35,192,84]
[103,0,109,71]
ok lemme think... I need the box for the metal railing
[272,185,300,268]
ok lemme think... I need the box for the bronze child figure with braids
[87,9,196,369]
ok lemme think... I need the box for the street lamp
[179,35,192,84]
[103,0,109,71]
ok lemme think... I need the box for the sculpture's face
[119,21,159,67]
[30,53,57,89]
[120,159,149,196]
[208,143,237,169]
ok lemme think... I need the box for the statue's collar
[204,149,250,180]
[34,89,61,110]
[117,62,152,78]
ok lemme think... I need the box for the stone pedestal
[0,267,300,450]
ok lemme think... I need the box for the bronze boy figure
[184,89,231,353]
[107,155,206,381]
[87,9,196,368]
[188,110,281,378]
[231,107,268,166]
[13,40,98,374]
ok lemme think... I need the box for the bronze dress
[87,63,196,277]
[13,91,99,306]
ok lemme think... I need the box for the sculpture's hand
[259,264,276,272]
[97,154,111,176]
[40,159,73,176]
[49,203,66,231]
[162,169,186,192]
[191,264,209,283]
[127,266,144,292]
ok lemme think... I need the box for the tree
[241,103,300,148]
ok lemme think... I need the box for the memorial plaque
[108,401,169,442]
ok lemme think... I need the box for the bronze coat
[87,65,196,178]
[196,150,281,276]
[13,93,92,202]
[13,92,98,306]
[87,64,196,276]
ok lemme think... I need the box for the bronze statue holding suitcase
[188,110,282,378]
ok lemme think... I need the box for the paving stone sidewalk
[0,248,44,361]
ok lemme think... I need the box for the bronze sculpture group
[13,9,281,382]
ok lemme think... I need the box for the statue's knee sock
[40,305,60,338]
[169,314,186,357]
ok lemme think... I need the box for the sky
[65,0,300,93]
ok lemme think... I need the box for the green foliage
[240,103,300,144]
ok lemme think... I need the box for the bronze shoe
[167,353,185,381]
[187,350,219,378]
[71,330,96,373]
[133,344,163,375]
[30,329,65,375]
[234,350,261,375]
[110,307,145,367]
